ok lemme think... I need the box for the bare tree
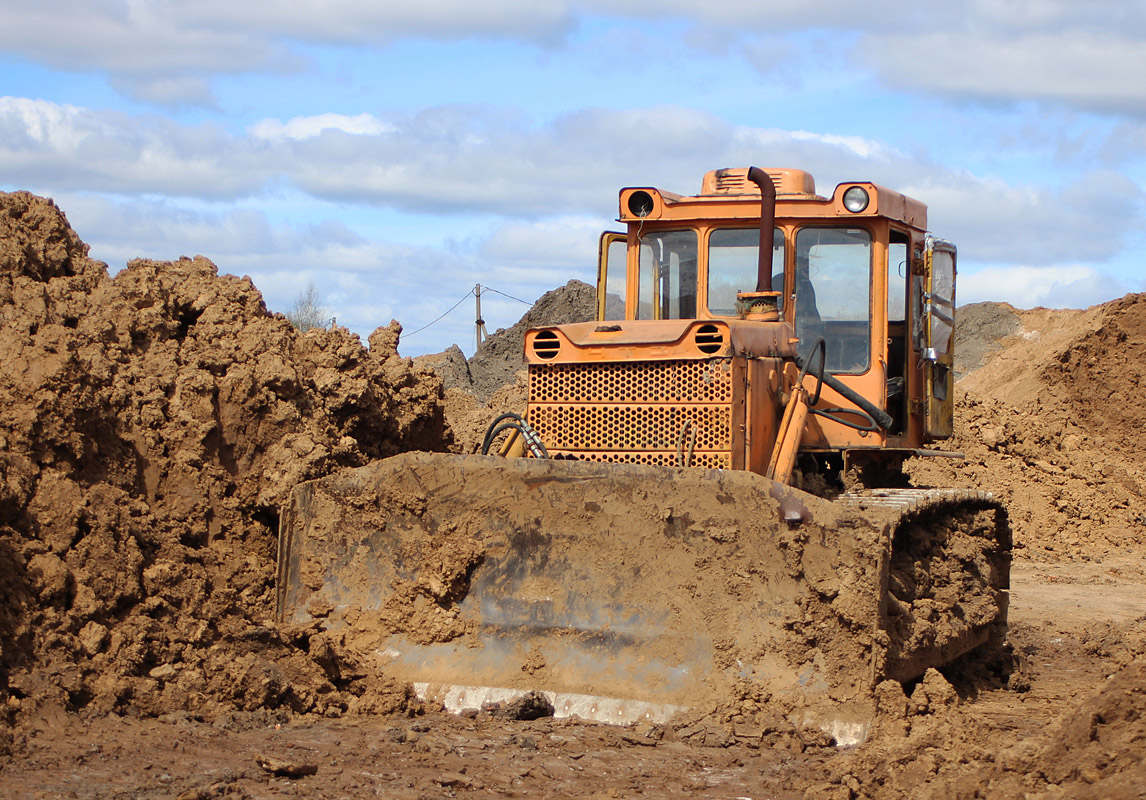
[286,282,328,331]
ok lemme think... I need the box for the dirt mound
[413,344,472,393]
[4,189,1146,797]
[1018,656,1146,797]
[908,296,1146,568]
[1041,293,1146,459]
[438,377,529,455]
[954,301,1022,379]
[0,191,99,285]
[958,303,1106,404]
[467,279,595,403]
[0,192,451,746]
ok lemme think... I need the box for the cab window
[637,230,697,320]
[794,227,871,373]
[707,228,785,317]
[602,236,627,321]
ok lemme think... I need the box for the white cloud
[177,0,576,45]
[47,192,585,356]
[8,99,1142,274]
[249,113,396,141]
[959,264,1128,309]
[641,2,1146,118]
[3,1,1145,117]
[0,0,573,106]
[109,75,217,109]
[598,1,1146,118]
[56,192,384,272]
[862,31,1146,116]
[589,0,1146,48]
[476,216,607,270]
[0,97,271,197]
[0,1,297,107]
[282,106,904,216]
[784,130,892,161]
[583,0,923,30]
[898,169,1145,266]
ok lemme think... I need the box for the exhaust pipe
[746,166,776,293]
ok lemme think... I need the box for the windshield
[794,227,872,373]
[707,228,785,317]
[637,230,698,320]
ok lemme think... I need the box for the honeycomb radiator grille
[530,359,733,404]
[528,359,734,467]
[548,450,730,469]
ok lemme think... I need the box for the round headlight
[843,186,870,213]
[627,190,654,218]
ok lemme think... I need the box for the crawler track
[839,488,1011,681]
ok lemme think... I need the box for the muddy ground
[7,561,1142,800]
[1,192,1145,799]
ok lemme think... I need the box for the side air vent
[532,330,561,360]
[694,324,724,355]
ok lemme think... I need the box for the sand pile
[0,192,451,744]
[908,297,1146,567]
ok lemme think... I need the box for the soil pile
[1013,656,1146,798]
[0,192,451,745]
[465,279,596,403]
[863,296,1146,797]
[908,297,1146,567]
[953,301,1022,379]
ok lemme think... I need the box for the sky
[2,1,1145,357]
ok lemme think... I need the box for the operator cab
[595,167,956,450]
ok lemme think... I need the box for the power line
[403,287,476,338]
[403,283,536,339]
[483,286,532,305]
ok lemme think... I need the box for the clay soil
[1,193,1145,799]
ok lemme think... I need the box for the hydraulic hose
[811,407,881,433]
[793,353,894,432]
[481,412,550,458]
[797,338,826,406]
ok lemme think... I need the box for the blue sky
[2,1,1144,356]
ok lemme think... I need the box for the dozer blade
[277,453,1008,743]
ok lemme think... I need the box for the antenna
[475,283,488,349]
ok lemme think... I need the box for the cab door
[915,235,956,438]
[597,231,627,321]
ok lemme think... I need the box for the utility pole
[474,283,488,349]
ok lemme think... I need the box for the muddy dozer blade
[277,453,1008,742]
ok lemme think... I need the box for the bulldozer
[276,167,1010,744]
